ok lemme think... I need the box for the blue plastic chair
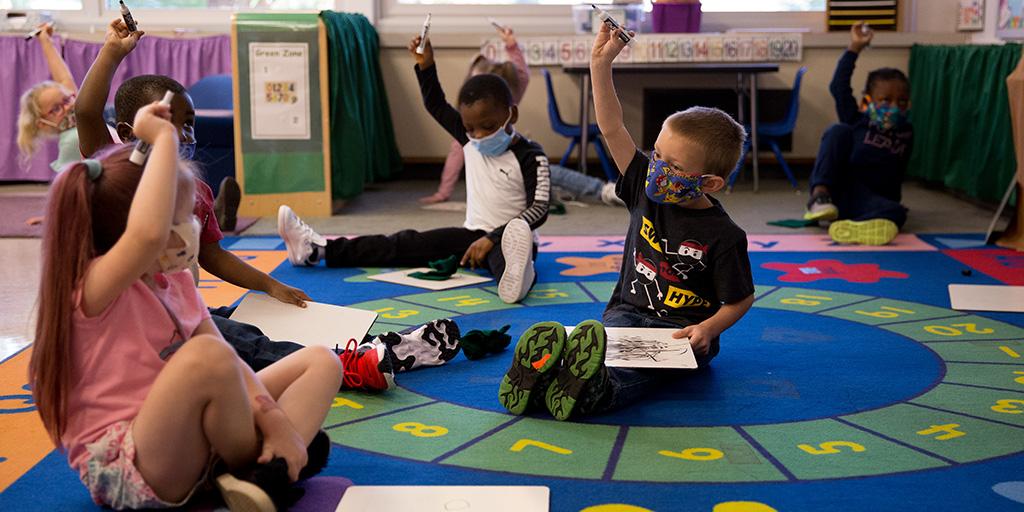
[188,74,235,194]
[728,66,808,191]
[541,68,616,181]
[188,74,233,109]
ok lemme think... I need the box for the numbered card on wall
[558,39,574,65]
[722,37,739,62]
[679,38,695,62]
[664,39,680,62]
[526,40,544,66]
[753,37,770,61]
[248,42,311,140]
[692,39,708,62]
[572,39,590,65]
[738,39,754,61]
[542,39,559,65]
[708,37,724,61]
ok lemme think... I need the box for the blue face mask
[468,110,514,157]
[179,141,196,160]
[645,157,706,205]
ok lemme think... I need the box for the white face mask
[158,216,201,274]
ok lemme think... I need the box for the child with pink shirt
[30,101,340,512]
[421,24,530,204]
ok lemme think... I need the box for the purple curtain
[0,35,64,182]
[63,34,231,106]
[0,34,231,182]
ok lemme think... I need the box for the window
[1,0,82,9]
[397,0,825,9]
[701,0,824,11]
[104,0,332,9]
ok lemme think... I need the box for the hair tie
[83,159,102,181]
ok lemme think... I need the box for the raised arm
[831,22,873,125]
[76,18,143,158]
[590,23,635,175]
[498,27,530,102]
[409,36,469,145]
[81,102,178,316]
[35,25,76,93]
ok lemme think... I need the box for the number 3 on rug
[392,422,449,437]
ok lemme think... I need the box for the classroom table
[562,62,780,192]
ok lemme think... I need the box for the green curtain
[907,44,1021,203]
[320,11,402,200]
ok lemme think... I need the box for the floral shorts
[78,421,183,510]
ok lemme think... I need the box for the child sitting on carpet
[421,23,529,204]
[278,34,551,305]
[802,22,913,246]
[72,18,412,391]
[30,103,340,511]
[498,23,755,421]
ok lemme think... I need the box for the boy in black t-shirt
[497,22,755,421]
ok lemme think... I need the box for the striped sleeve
[488,151,550,241]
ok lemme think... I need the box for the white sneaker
[600,182,626,207]
[277,205,326,266]
[498,219,535,304]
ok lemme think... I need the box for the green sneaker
[829,218,898,245]
[498,322,566,415]
[545,320,608,421]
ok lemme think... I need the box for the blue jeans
[550,164,605,200]
[209,307,305,372]
[583,308,717,415]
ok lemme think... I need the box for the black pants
[209,307,305,372]
[324,226,534,280]
[809,124,908,227]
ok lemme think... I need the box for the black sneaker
[299,430,330,481]
[498,322,566,415]
[378,319,461,373]
[217,457,302,512]
[545,320,608,421]
[215,177,241,231]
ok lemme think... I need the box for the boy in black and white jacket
[279,34,550,304]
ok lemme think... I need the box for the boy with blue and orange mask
[804,21,913,245]
[497,22,755,421]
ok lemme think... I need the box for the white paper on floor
[949,284,1024,313]
[367,268,492,290]
[230,293,377,349]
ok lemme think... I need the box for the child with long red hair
[30,100,341,511]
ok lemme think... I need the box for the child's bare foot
[25,216,44,226]
[419,193,450,204]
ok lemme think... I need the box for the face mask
[864,97,906,132]
[158,216,201,274]
[468,109,514,157]
[39,108,76,132]
[644,157,707,205]
[179,142,196,160]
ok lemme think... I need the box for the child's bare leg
[256,346,343,443]
[132,335,260,502]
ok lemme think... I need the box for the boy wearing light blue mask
[496,22,755,421]
[279,34,551,305]
[803,21,913,245]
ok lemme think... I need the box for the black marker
[120,0,138,33]
[24,22,53,41]
[592,4,635,46]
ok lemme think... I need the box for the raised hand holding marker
[129,91,174,166]
[416,13,432,54]
[489,17,505,31]
[592,4,635,46]
[120,0,138,33]
[24,22,53,41]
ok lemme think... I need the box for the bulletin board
[231,12,332,217]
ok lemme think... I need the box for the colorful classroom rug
[2,233,1023,511]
